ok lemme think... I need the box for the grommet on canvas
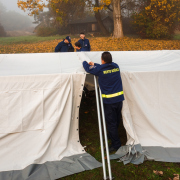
[79,95,81,97]
[77,140,80,142]
[77,117,78,119]
[77,129,78,131]
[77,106,80,108]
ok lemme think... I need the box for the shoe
[109,146,120,153]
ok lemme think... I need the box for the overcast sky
[0,0,48,24]
[1,0,29,15]
[0,0,48,16]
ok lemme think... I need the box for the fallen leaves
[169,174,180,180]
[173,174,180,180]
[153,170,180,180]
[0,37,180,54]
[153,170,163,176]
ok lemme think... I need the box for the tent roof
[0,50,180,76]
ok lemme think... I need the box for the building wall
[69,17,113,34]
[103,17,114,33]
[70,22,99,34]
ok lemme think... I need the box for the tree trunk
[112,0,124,38]
[94,0,109,36]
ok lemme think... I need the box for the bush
[132,0,180,39]
[122,17,136,35]
[36,26,58,37]
[0,24,6,37]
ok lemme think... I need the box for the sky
[1,0,30,15]
[0,0,48,19]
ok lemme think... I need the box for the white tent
[0,50,180,179]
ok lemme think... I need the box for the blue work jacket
[55,41,74,52]
[76,48,86,52]
[83,61,124,104]
[78,39,91,51]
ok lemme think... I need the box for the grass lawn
[0,35,79,45]
[174,34,180,40]
[60,92,180,180]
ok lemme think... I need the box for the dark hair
[101,52,112,63]
[80,32,85,35]
[75,41,81,48]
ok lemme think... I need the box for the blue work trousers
[104,101,123,149]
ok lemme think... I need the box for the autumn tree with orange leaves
[132,0,180,39]
[18,0,85,25]
[17,0,125,38]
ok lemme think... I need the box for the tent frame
[94,76,113,180]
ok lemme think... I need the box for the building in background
[69,16,113,34]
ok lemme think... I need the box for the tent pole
[94,76,107,180]
[99,88,113,180]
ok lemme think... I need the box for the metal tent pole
[94,76,107,180]
[99,88,113,180]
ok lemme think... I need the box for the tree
[112,0,124,38]
[132,0,180,39]
[0,23,6,37]
[18,0,126,37]
[0,1,6,37]
[18,0,85,26]
[94,0,110,36]
[93,0,124,38]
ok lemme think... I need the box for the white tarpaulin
[0,53,102,180]
[81,50,180,163]
[0,50,180,178]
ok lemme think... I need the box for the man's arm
[83,61,100,76]
[55,43,62,52]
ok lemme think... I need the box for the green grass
[0,34,177,45]
[0,35,79,45]
[174,34,180,40]
[60,92,180,180]
[0,34,179,46]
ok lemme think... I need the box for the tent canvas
[0,50,180,179]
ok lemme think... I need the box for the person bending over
[75,41,86,52]
[82,52,124,152]
[55,36,74,52]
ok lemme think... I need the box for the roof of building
[69,16,111,25]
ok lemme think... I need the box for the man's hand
[89,61,94,66]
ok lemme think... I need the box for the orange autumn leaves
[0,37,180,54]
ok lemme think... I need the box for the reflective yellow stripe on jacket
[101,91,124,98]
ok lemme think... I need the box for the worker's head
[75,41,81,50]
[64,36,71,43]
[101,52,112,64]
[80,32,85,39]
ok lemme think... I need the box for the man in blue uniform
[83,52,124,152]
[78,32,91,51]
[55,36,74,52]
